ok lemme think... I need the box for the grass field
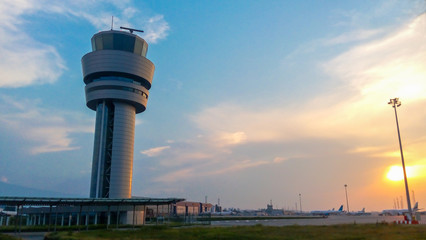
[0,233,20,240]
[41,223,426,240]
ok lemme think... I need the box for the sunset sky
[1,0,426,211]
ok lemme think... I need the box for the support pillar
[156,205,159,225]
[85,212,89,231]
[107,206,111,229]
[116,205,120,229]
[14,205,18,234]
[132,205,135,229]
[54,206,58,232]
[78,205,82,226]
[143,205,146,226]
[18,205,22,233]
[61,215,64,226]
[68,214,72,227]
[48,205,52,232]
[94,213,98,225]
[167,204,170,223]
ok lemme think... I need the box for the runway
[211,215,406,226]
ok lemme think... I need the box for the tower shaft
[82,30,154,199]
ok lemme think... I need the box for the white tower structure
[82,29,154,198]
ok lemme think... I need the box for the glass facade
[91,76,142,85]
[87,85,148,99]
[91,32,148,57]
[90,101,114,198]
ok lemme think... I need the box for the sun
[386,165,418,181]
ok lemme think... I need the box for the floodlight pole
[388,98,412,218]
[299,194,302,213]
[344,184,349,213]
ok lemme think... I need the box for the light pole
[299,194,302,213]
[388,98,412,218]
[344,184,350,213]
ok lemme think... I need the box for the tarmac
[211,214,406,226]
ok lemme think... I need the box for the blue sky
[1,0,426,211]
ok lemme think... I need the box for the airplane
[311,205,344,216]
[381,202,419,216]
[210,210,234,216]
[348,208,371,216]
[0,206,17,216]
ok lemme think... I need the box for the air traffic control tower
[82,29,154,199]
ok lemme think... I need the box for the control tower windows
[92,32,148,57]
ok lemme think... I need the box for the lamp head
[388,98,401,108]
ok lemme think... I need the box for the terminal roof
[0,197,185,206]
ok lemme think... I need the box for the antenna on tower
[120,26,144,34]
[111,16,114,30]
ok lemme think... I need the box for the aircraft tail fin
[413,202,419,211]
[338,205,343,211]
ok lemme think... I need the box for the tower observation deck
[82,30,155,198]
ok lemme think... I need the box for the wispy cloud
[273,157,288,163]
[323,29,385,45]
[1,176,8,183]
[57,2,170,43]
[153,159,269,183]
[142,15,170,44]
[141,146,170,157]
[0,95,93,154]
[0,0,169,88]
[0,1,65,88]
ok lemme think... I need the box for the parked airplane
[210,210,234,216]
[0,206,17,216]
[311,205,344,216]
[348,208,371,216]
[381,202,419,216]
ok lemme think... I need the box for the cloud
[146,14,426,189]
[141,146,170,157]
[0,1,66,88]
[0,95,93,154]
[158,13,426,185]
[216,131,247,146]
[142,15,170,44]
[58,3,170,43]
[194,13,426,145]
[154,168,194,183]
[153,159,269,183]
[324,29,385,45]
[0,0,169,88]
[1,176,8,183]
[273,157,288,163]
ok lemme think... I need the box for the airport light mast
[344,184,349,213]
[388,98,412,218]
[299,193,302,213]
